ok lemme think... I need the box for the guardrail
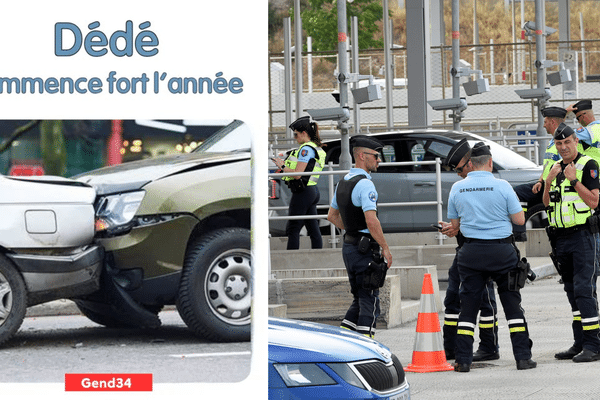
[268,158,445,248]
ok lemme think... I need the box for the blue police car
[269,317,411,399]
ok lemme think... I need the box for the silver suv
[269,129,542,235]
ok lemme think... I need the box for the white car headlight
[95,191,145,232]
[273,363,336,387]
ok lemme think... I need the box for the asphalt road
[376,275,600,399]
[1,309,251,383]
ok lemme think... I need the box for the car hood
[1,175,95,204]
[496,167,542,185]
[268,318,393,364]
[73,151,251,195]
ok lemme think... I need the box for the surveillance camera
[463,78,490,96]
[307,107,349,122]
[547,70,572,86]
[514,88,552,100]
[427,98,468,112]
[351,84,382,104]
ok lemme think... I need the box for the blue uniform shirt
[576,120,600,150]
[448,171,522,239]
[331,168,378,234]
[297,144,316,163]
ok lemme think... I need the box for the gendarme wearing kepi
[326,134,392,339]
[350,135,384,152]
[553,122,574,140]
[443,138,471,171]
[542,106,568,119]
[572,99,593,112]
[543,120,600,363]
[447,138,536,372]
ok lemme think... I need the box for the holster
[285,178,305,193]
[548,251,562,276]
[508,245,535,292]
[587,214,600,234]
[362,253,388,290]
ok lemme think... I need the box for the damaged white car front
[0,175,103,346]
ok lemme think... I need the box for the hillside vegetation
[269,0,600,53]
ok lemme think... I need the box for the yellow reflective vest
[580,122,600,164]
[282,141,326,186]
[547,154,595,228]
[542,141,559,180]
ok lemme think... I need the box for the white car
[0,175,104,346]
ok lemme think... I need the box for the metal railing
[268,158,445,248]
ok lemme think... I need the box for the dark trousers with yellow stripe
[554,229,600,352]
[444,253,498,355]
[455,241,532,365]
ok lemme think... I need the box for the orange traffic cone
[404,273,454,373]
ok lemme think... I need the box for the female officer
[273,116,326,250]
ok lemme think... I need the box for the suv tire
[177,228,251,342]
[0,256,27,347]
[525,203,548,229]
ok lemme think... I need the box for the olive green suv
[74,120,252,342]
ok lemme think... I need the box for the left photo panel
[0,119,252,382]
[0,0,269,398]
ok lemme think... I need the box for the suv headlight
[273,363,336,387]
[95,191,145,233]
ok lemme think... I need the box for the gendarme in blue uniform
[331,168,377,232]
[448,171,522,239]
[448,165,534,370]
[331,167,380,337]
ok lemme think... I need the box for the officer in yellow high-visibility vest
[567,100,600,163]
[543,123,600,363]
[273,116,327,250]
[513,106,566,241]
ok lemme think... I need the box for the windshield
[468,140,538,170]
[194,120,252,153]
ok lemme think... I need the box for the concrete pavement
[376,264,600,399]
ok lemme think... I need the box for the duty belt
[547,225,589,237]
[343,232,374,245]
[464,235,514,244]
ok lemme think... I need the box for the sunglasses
[454,157,470,173]
[362,151,381,160]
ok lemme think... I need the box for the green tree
[40,120,67,176]
[297,0,384,52]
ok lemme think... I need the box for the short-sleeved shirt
[331,168,378,233]
[448,171,522,239]
[297,145,316,163]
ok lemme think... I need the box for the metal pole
[308,37,313,93]
[284,18,293,140]
[337,0,352,171]
[351,16,361,134]
[383,0,394,129]
[451,0,461,131]
[294,0,303,119]
[535,0,548,165]
[581,13,587,82]
[490,39,494,85]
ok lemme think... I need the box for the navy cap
[573,100,592,112]
[443,138,471,170]
[554,123,575,140]
[541,106,567,119]
[471,142,492,157]
[289,116,312,132]
[350,135,384,151]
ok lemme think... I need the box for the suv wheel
[0,256,27,347]
[177,228,251,342]
[525,203,548,229]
